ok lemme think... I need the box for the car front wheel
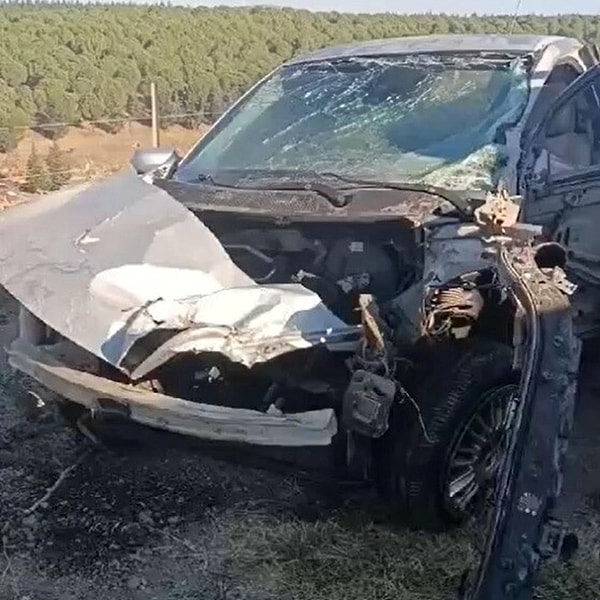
[375,338,517,530]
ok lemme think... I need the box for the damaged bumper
[7,331,338,447]
[0,171,361,448]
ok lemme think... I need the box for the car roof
[285,34,581,65]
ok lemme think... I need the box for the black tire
[375,337,516,531]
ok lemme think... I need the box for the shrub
[45,142,72,191]
[20,143,51,193]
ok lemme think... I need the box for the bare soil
[0,123,206,185]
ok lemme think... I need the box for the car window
[177,54,531,192]
[523,63,580,136]
[539,76,600,175]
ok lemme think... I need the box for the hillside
[2,4,600,153]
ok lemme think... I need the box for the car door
[520,64,600,337]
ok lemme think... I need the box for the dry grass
[217,507,600,600]
[0,123,206,185]
[224,509,473,600]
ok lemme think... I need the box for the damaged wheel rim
[443,384,518,520]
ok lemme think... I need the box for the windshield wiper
[197,172,349,208]
[196,171,475,217]
[314,172,475,218]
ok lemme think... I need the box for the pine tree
[45,142,71,191]
[21,143,51,193]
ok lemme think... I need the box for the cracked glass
[178,54,530,191]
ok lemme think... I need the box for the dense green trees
[2,3,600,151]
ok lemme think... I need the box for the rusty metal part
[474,189,521,232]
[423,287,484,338]
[475,190,542,243]
[549,266,578,296]
[358,293,386,353]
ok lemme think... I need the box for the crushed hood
[0,172,359,379]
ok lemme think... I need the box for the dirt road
[0,286,599,600]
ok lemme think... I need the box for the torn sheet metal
[98,271,360,380]
[0,172,357,377]
[8,337,339,447]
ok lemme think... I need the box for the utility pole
[150,82,160,148]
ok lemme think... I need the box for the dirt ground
[0,123,205,185]
[0,292,600,600]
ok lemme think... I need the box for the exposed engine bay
[201,213,419,323]
[135,212,421,417]
[130,195,516,469]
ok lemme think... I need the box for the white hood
[0,171,359,379]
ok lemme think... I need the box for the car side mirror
[130,147,180,176]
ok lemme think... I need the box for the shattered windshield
[177,54,530,191]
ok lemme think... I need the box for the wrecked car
[2,33,599,597]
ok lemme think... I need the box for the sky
[160,0,600,14]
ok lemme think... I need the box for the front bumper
[7,324,337,448]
